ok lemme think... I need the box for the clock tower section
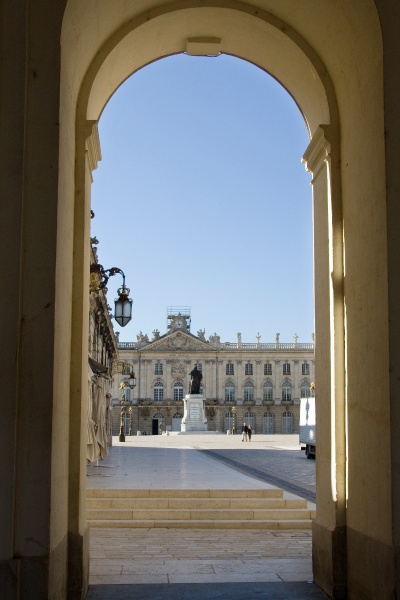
[167,306,191,333]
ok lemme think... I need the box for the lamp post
[231,406,236,434]
[127,368,136,437]
[119,368,136,442]
[119,382,126,442]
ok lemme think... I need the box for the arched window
[225,381,235,402]
[244,381,254,401]
[152,411,164,419]
[300,379,311,398]
[263,411,274,434]
[282,379,292,401]
[282,411,293,433]
[173,381,184,401]
[263,380,273,401]
[153,381,164,402]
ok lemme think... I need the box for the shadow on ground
[86,582,329,600]
[199,448,316,502]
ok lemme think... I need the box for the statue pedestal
[181,395,207,432]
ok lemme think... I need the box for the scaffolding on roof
[167,306,191,331]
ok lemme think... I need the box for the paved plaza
[86,433,326,599]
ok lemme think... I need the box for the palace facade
[111,309,314,436]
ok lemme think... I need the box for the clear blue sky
[91,53,313,344]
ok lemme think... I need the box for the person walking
[248,424,252,441]
[241,422,248,442]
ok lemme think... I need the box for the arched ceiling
[85,6,330,136]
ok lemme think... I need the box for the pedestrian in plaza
[247,424,252,441]
[241,422,248,442]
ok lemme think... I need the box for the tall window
[300,380,311,398]
[264,363,272,375]
[283,362,291,375]
[244,382,254,401]
[302,363,310,375]
[226,363,234,375]
[245,411,255,429]
[173,381,184,401]
[263,411,274,434]
[282,381,292,401]
[245,363,253,375]
[155,361,163,375]
[282,411,293,433]
[263,381,273,401]
[153,381,164,402]
[225,381,235,402]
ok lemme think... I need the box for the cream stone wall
[1,1,400,599]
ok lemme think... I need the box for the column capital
[302,125,331,179]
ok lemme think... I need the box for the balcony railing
[119,340,314,351]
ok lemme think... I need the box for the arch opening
[57,2,390,599]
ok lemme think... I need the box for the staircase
[87,488,315,530]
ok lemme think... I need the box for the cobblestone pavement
[90,528,314,585]
[87,433,316,501]
[198,446,316,502]
[88,434,316,496]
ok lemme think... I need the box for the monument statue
[189,366,203,394]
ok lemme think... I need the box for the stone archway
[65,5,394,596]
[3,2,398,600]
[62,3,392,598]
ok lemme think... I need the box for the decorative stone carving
[209,333,220,343]
[148,331,212,352]
[171,361,186,377]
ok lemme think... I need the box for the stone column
[0,3,77,599]
[293,360,300,405]
[235,359,243,403]
[274,360,281,404]
[216,359,223,400]
[255,360,262,403]
[303,126,346,597]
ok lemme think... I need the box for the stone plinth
[181,394,207,432]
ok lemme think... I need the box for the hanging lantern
[114,284,133,327]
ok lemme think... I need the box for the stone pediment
[141,331,213,352]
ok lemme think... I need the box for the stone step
[87,507,315,521]
[87,519,313,530]
[87,497,307,510]
[86,489,315,530]
[87,488,283,499]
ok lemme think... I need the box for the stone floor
[86,434,327,599]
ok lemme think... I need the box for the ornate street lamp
[118,369,136,442]
[127,369,136,390]
[231,406,236,435]
[90,264,133,327]
[119,382,126,442]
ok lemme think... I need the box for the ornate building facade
[87,241,119,460]
[112,309,314,436]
